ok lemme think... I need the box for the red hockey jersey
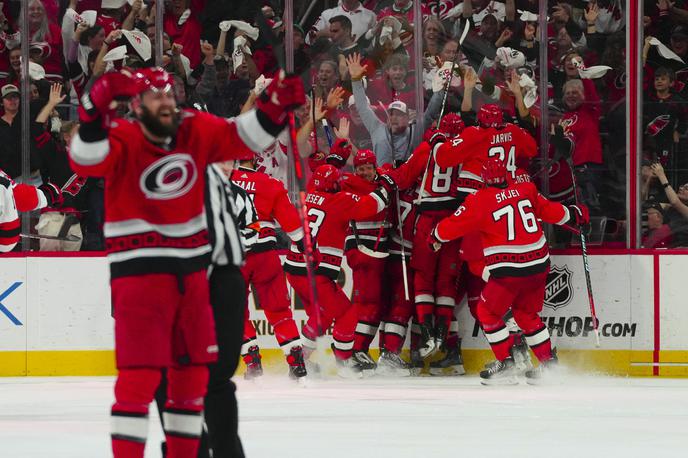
[387,141,459,213]
[341,172,389,255]
[435,123,537,202]
[230,166,303,253]
[284,189,387,279]
[435,181,570,278]
[69,109,274,278]
[388,185,418,259]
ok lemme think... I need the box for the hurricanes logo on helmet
[140,153,197,200]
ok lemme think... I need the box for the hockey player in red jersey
[69,67,304,458]
[285,164,389,377]
[429,158,589,385]
[0,169,62,252]
[341,149,389,370]
[376,184,417,376]
[230,158,307,381]
[378,114,465,362]
[433,104,538,199]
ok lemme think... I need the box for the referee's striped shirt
[205,164,258,267]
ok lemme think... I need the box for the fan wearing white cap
[347,52,444,166]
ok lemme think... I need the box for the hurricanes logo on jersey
[544,265,573,310]
[140,153,197,200]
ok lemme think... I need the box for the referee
[156,161,258,458]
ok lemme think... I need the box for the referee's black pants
[156,264,246,458]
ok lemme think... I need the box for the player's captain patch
[140,153,197,200]
[544,265,573,310]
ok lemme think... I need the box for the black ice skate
[376,350,411,377]
[243,345,263,380]
[352,351,377,377]
[287,346,308,380]
[429,340,465,376]
[417,318,437,359]
[525,349,559,385]
[410,349,424,376]
[434,316,449,351]
[479,357,518,385]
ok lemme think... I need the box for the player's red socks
[482,322,515,361]
[164,365,209,458]
[111,368,162,458]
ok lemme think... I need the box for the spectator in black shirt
[0,84,25,180]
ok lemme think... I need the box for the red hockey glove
[256,71,307,127]
[376,173,397,195]
[568,204,589,226]
[38,182,63,208]
[427,228,443,253]
[79,71,138,123]
[429,131,447,150]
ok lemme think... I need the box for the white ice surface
[0,375,687,458]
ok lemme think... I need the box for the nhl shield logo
[544,265,573,309]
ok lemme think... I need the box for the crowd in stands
[0,0,686,250]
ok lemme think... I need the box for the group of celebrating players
[57,60,590,456]
[234,100,590,386]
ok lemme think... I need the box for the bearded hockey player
[230,158,307,380]
[429,158,589,385]
[69,67,304,458]
[284,164,389,377]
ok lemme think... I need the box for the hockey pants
[411,213,460,334]
[241,250,301,359]
[476,270,553,362]
[348,250,386,353]
[287,273,357,360]
[155,265,246,458]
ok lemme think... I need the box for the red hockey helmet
[326,138,353,168]
[132,67,174,94]
[311,164,341,192]
[481,157,507,186]
[438,113,465,138]
[477,104,504,128]
[353,149,378,168]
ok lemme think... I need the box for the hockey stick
[255,13,322,335]
[567,161,601,347]
[415,20,469,206]
[21,233,81,242]
[349,221,388,259]
[394,190,410,301]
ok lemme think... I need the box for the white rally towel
[122,29,151,61]
[495,47,526,69]
[431,61,463,93]
[103,45,127,62]
[220,20,260,41]
[65,8,97,27]
[649,37,685,63]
